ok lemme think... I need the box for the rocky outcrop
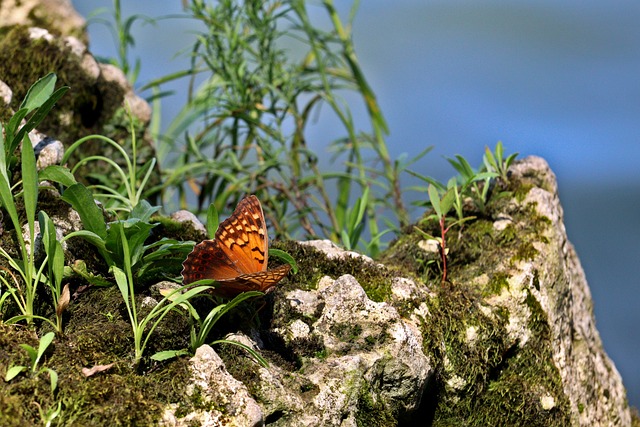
[162,157,630,426]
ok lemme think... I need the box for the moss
[512,241,538,262]
[418,284,571,426]
[274,241,394,303]
[484,271,511,296]
[513,183,534,203]
[355,380,396,427]
[0,321,193,426]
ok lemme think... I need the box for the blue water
[73,0,640,408]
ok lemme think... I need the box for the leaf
[70,260,112,287]
[268,249,297,273]
[427,184,442,218]
[5,365,27,381]
[36,332,55,367]
[61,184,107,240]
[206,202,219,239]
[64,230,109,260]
[439,187,456,216]
[129,200,161,222]
[0,147,21,241]
[38,165,77,187]
[212,339,269,368]
[111,265,130,303]
[11,86,68,153]
[21,134,38,241]
[81,363,114,377]
[20,73,57,111]
[19,344,38,365]
[106,219,156,268]
[150,349,189,361]
[47,368,58,393]
[56,284,70,318]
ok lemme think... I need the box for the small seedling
[5,332,59,395]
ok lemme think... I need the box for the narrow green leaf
[268,249,298,273]
[18,344,38,364]
[440,188,456,216]
[47,368,58,393]
[21,134,38,235]
[150,349,190,361]
[206,202,219,239]
[427,184,442,218]
[341,229,351,250]
[212,339,269,368]
[112,265,130,303]
[0,160,21,240]
[6,109,28,145]
[36,332,55,365]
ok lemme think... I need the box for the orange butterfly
[181,195,291,298]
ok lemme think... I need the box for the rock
[0,0,87,42]
[299,239,375,263]
[162,345,264,427]
[171,274,432,426]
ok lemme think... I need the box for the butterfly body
[181,195,291,298]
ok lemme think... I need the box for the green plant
[0,73,73,328]
[151,289,269,367]
[5,331,61,426]
[446,155,498,214]
[5,331,58,394]
[61,121,156,214]
[484,141,518,182]
[38,212,70,333]
[62,185,192,285]
[111,220,213,366]
[410,144,517,283]
[89,0,155,84]
[414,184,476,284]
[146,0,419,257]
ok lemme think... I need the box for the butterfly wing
[181,239,242,284]
[215,195,269,274]
[213,264,292,298]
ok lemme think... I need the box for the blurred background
[71,0,640,408]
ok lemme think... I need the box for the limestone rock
[162,345,264,427]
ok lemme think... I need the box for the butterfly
[181,195,291,298]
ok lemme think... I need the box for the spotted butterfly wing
[181,195,291,298]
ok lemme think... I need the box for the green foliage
[111,220,212,366]
[150,0,410,256]
[0,74,74,329]
[484,141,518,182]
[61,127,156,214]
[89,0,155,84]
[152,289,269,367]
[409,143,518,283]
[63,185,192,285]
[5,332,58,393]
[38,212,69,333]
[1,73,68,173]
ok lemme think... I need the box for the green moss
[513,183,534,203]
[421,285,571,426]
[275,241,394,303]
[355,380,396,427]
[512,241,538,262]
[484,271,511,296]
